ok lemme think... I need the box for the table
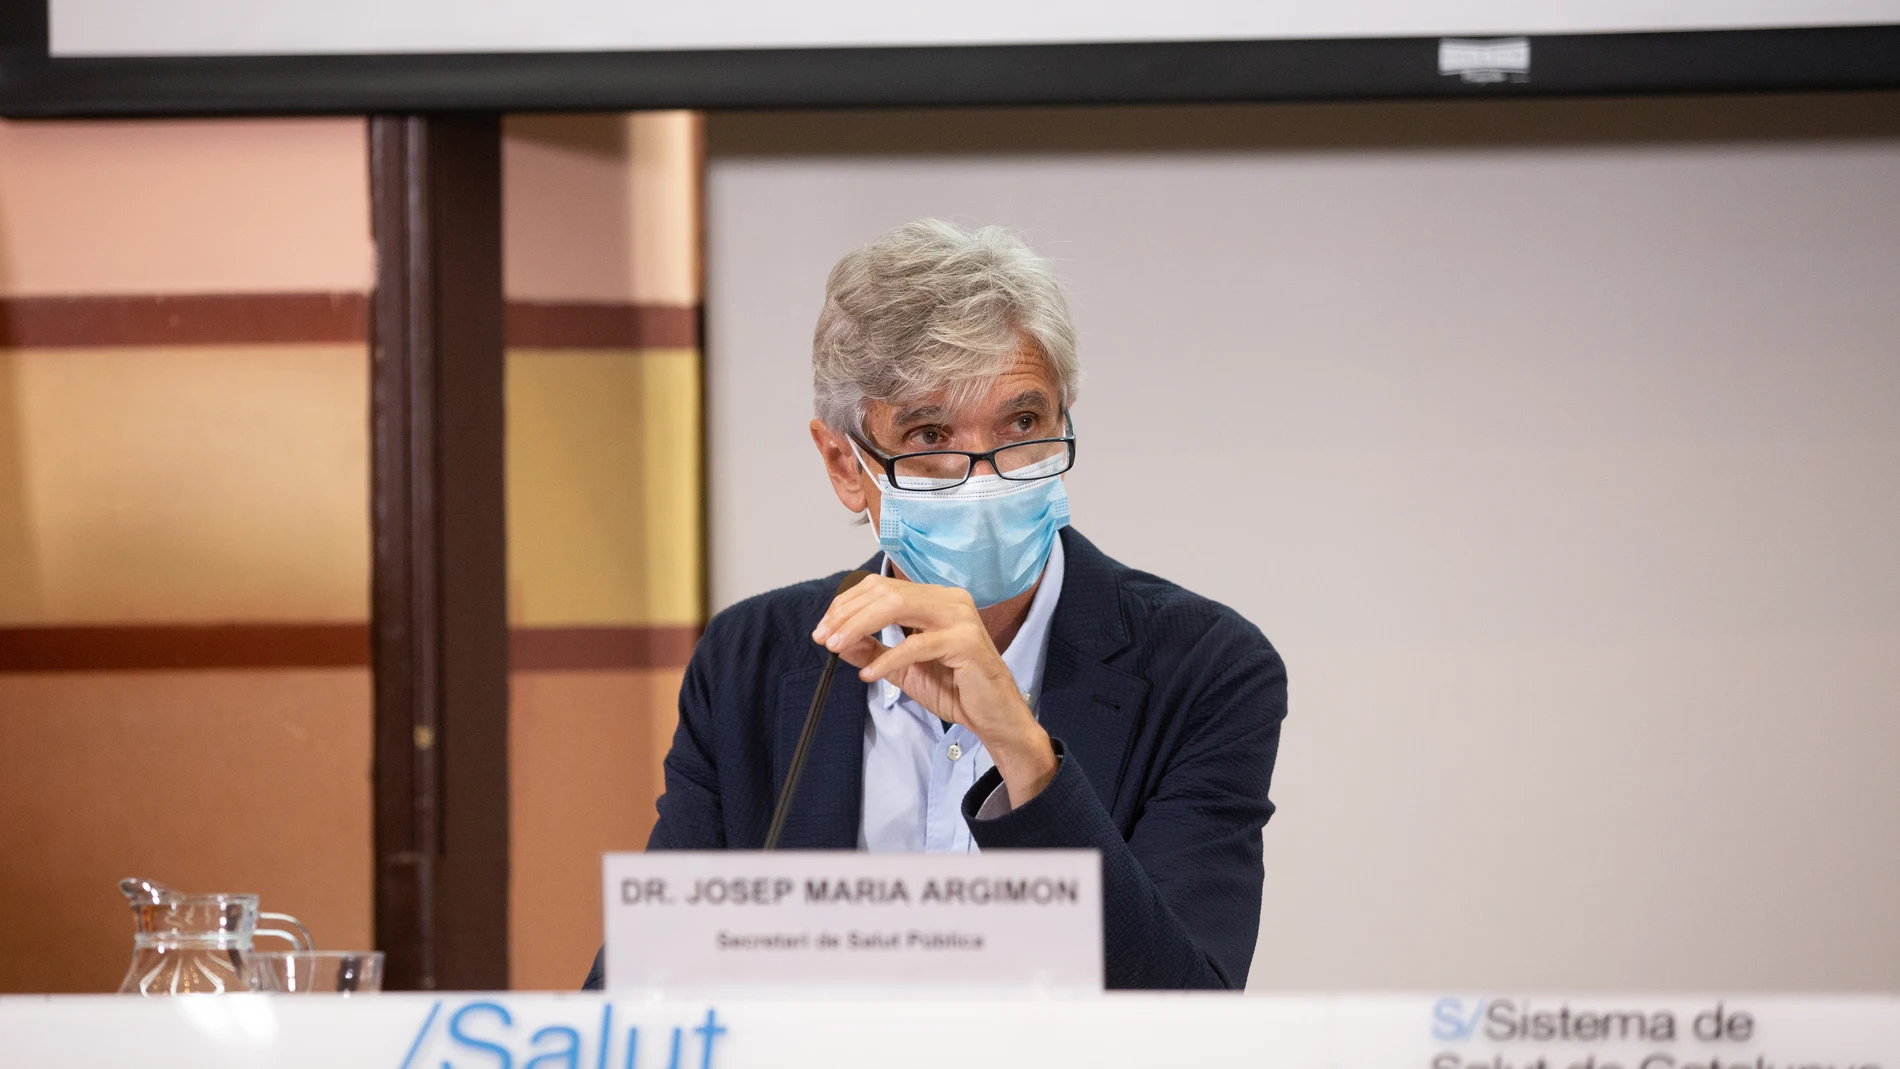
[2,992,1895,1068]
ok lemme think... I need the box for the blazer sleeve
[960,623,1285,990]
[646,629,729,851]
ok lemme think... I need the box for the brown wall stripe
[0,294,697,349]
[0,623,371,671]
[0,624,699,672]
[507,625,700,672]
[506,300,699,349]
[0,294,370,348]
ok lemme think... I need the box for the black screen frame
[2,2,1897,117]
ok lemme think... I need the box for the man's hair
[812,219,1080,437]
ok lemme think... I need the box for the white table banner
[1,994,1897,1069]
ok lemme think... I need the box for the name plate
[601,850,1102,993]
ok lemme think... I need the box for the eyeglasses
[850,410,1077,492]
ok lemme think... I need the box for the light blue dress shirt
[858,536,1066,853]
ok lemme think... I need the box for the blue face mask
[855,446,1071,608]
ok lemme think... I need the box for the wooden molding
[369,113,511,993]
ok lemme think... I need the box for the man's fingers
[811,574,976,661]
[819,574,885,627]
[821,591,911,655]
[813,574,895,642]
[833,635,887,671]
[858,631,950,684]
[819,584,941,651]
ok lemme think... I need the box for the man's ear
[810,419,870,515]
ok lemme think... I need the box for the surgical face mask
[854,445,1071,608]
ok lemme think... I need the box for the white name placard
[601,850,1102,994]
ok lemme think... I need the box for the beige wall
[0,117,376,992]
[501,111,703,991]
[503,112,704,632]
[0,118,373,296]
[703,93,1900,990]
[506,348,701,629]
[0,670,373,994]
[0,112,374,994]
[0,110,707,993]
[0,118,373,624]
[505,112,701,306]
[0,111,704,636]
[508,668,682,989]
[0,343,369,625]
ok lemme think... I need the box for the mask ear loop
[847,437,880,482]
[849,441,915,604]
[847,437,880,527]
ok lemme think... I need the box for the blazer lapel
[765,552,886,849]
[1034,529,1150,816]
[770,660,868,849]
[1036,638,1148,816]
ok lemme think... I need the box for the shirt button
[946,742,963,761]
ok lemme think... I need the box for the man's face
[810,344,1067,529]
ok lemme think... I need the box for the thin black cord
[762,568,871,850]
[762,652,839,850]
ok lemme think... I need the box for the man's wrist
[987,723,1057,807]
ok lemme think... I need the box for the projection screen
[2,0,1897,116]
[43,0,1900,56]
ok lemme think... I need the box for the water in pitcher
[117,877,310,995]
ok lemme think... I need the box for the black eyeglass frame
[849,409,1077,492]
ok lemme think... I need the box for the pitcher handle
[256,911,313,951]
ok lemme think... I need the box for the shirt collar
[876,535,1066,711]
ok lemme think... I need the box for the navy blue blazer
[584,527,1285,990]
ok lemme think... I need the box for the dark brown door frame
[368,114,511,991]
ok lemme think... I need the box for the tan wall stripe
[0,625,699,672]
[0,295,697,349]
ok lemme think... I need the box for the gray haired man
[587,219,1286,989]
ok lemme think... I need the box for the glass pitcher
[117,877,312,995]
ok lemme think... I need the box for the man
[585,219,1285,989]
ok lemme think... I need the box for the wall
[0,117,377,993]
[702,93,1900,990]
[0,111,705,993]
[501,111,703,992]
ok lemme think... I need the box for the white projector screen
[702,95,1900,989]
[13,0,1900,119]
[45,0,1900,57]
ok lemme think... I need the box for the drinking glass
[246,951,384,994]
